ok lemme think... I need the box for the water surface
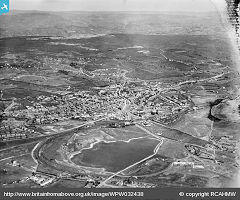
[71,138,159,172]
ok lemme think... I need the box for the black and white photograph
[0,0,240,199]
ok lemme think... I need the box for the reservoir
[71,137,159,172]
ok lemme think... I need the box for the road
[31,141,43,170]
[0,117,106,152]
[4,99,17,113]
[135,124,163,140]
[98,147,159,187]
[98,124,164,187]
[31,117,107,172]
[2,119,167,188]
[0,153,30,162]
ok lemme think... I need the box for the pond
[71,137,159,172]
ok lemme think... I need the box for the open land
[0,11,240,188]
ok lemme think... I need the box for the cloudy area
[10,0,224,12]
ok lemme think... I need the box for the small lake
[71,138,159,172]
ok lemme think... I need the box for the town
[0,78,191,142]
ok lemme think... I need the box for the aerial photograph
[0,0,240,190]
